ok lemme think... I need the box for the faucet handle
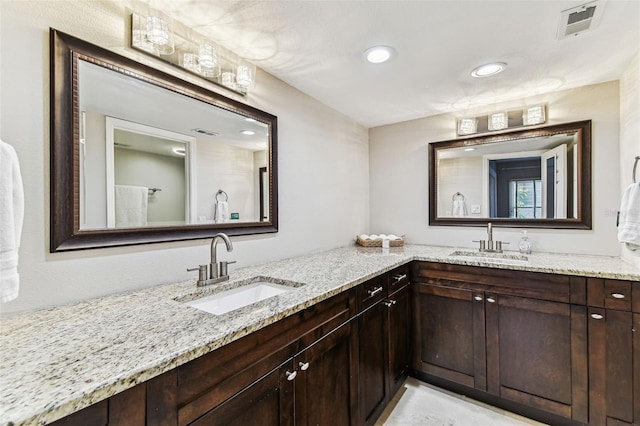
[219,260,237,277]
[187,264,208,282]
[472,240,486,251]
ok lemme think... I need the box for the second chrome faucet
[188,233,236,287]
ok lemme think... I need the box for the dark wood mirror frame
[50,29,278,252]
[428,120,592,229]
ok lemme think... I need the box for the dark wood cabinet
[587,278,639,426]
[48,261,639,426]
[411,262,589,425]
[412,283,486,390]
[486,294,588,422]
[357,265,411,425]
[295,319,359,426]
[358,298,389,425]
[387,281,411,396]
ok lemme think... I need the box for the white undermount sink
[449,250,529,265]
[183,279,299,315]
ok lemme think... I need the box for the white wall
[0,1,369,314]
[619,54,640,268]
[370,81,621,256]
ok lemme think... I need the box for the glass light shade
[221,71,237,90]
[488,112,508,130]
[458,118,478,135]
[523,105,546,125]
[236,64,254,88]
[181,53,201,74]
[145,16,174,55]
[198,44,220,78]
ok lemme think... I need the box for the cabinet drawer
[588,278,632,311]
[358,275,386,312]
[388,264,410,294]
[411,261,571,303]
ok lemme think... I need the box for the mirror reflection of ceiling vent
[557,1,605,39]
[191,128,219,137]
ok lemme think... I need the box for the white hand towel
[618,182,640,250]
[452,199,467,217]
[115,185,148,227]
[215,201,229,223]
[0,140,24,302]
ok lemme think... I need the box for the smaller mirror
[429,120,591,229]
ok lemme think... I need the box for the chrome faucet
[188,233,236,287]
[473,222,508,253]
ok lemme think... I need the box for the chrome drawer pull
[611,293,626,299]
[591,313,604,320]
[383,299,397,307]
[474,296,483,301]
[286,370,297,381]
[486,297,496,303]
[393,274,407,282]
[368,286,383,297]
[299,361,310,371]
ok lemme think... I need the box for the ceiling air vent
[557,1,605,39]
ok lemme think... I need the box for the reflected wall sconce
[457,104,547,136]
[131,11,256,95]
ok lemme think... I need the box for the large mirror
[429,120,591,229]
[50,29,278,252]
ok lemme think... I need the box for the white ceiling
[147,0,640,128]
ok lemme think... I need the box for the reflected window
[509,179,542,218]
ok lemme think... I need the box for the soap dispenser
[518,230,532,254]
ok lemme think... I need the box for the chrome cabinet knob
[299,361,310,371]
[486,297,496,303]
[474,296,483,301]
[383,299,397,307]
[286,370,297,381]
[611,293,626,299]
[591,313,604,320]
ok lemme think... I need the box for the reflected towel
[452,199,467,217]
[618,182,640,250]
[115,185,148,227]
[0,140,24,302]
[215,201,229,223]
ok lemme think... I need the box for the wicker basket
[356,235,404,247]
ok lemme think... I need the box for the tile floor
[375,377,547,426]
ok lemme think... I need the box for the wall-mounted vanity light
[131,10,256,95]
[458,118,478,135]
[457,105,547,136]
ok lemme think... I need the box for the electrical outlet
[471,205,481,214]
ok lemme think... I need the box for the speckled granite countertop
[1,244,639,425]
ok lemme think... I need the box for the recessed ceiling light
[240,129,256,136]
[471,62,507,78]
[362,45,396,64]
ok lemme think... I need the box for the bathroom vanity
[1,245,639,426]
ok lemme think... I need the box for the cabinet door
[413,283,487,390]
[486,295,588,423]
[295,320,358,426]
[588,308,635,426]
[388,284,410,396]
[358,301,389,425]
[189,361,294,426]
